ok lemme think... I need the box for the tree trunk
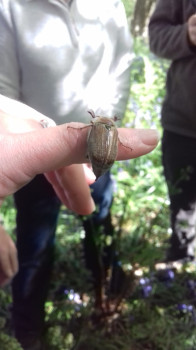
[131,0,156,37]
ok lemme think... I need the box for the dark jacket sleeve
[148,0,195,60]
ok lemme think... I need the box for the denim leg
[12,175,61,342]
[90,171,113,222]
[82,171,114,284]
[162,130,196,260]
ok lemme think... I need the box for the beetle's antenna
[88,109,96,118]
[113,115,120,122]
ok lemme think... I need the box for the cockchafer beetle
[87,110,119,180]
[67,110,132,180]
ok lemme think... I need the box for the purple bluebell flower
[142,284,152,298]
[166,269,175,280]
[139,277,152,298]
[177,304,194,314]
[187,279,196,290]
[157,269,175,284]
[139,277,149,285]
[178,303,188,311]
[178,304,196,324]
[187,305,193,312]
[187,280,196,298]
[64,289,69,296]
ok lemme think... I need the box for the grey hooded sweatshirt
[0,0,132,125]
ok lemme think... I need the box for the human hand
[188,14,196,46]
[0,96,159,286]
[0,225,18,287]
[0,95,95,215]
[0,95,159,215]
[0,122,159,213]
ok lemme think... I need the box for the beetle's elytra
[87,110,119,180]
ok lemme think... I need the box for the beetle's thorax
[91,116,116,127]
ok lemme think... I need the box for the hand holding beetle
[0,118,159,209]
[0,96,159,214]
[0,95,159,287]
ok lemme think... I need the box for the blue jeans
[12,171,113,341]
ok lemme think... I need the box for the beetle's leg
[67,125,92,158]
[67,124,90,131]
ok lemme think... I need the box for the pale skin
[0,95,159,286]
[188,14,196,46]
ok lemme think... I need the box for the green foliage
[0,333,22,350]
[127,37,169,131]
[110,37,170,270]
[0,196,16,238]
[122,0,134,18]
[0,288,22,349]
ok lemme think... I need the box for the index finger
[1,124,159,180]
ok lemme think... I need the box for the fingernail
[139,129,160,146]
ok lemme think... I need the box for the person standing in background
[0,1,132,349]
[149,0,196,263]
